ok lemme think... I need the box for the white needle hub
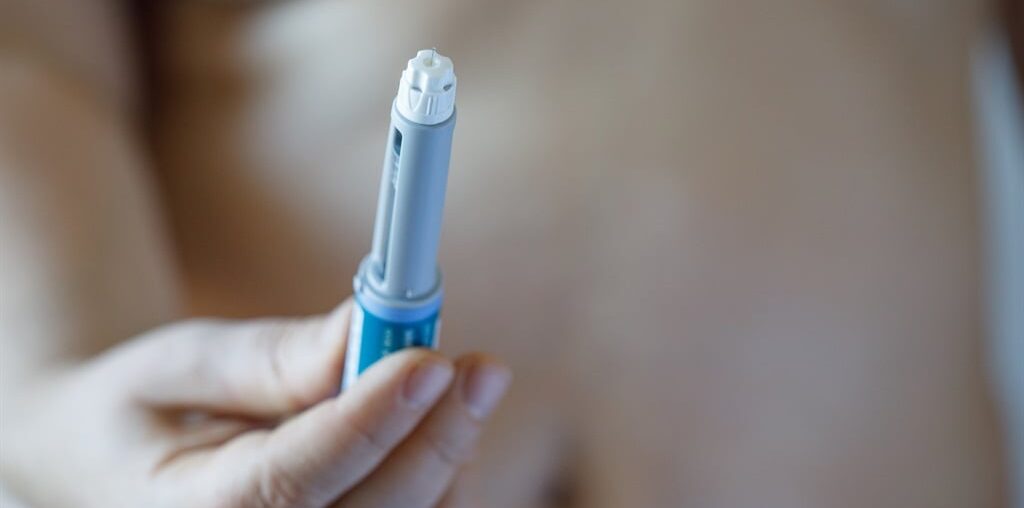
[396,49,457,125]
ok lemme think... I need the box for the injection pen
[342,49,457,389]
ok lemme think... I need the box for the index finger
[188,348,454,508]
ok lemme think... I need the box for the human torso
[154,1,1003,506]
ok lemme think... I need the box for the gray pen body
[343,48,458,390]
[366,104,455,301]
[342,103,456,390]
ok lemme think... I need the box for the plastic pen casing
[343,50,457,389]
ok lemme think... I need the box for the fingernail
[403,359,454,409]
[462,363,512,421]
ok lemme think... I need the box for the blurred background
[1,0,1020,506]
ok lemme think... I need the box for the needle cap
[396,49,457,125]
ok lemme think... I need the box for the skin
[0,0,1015,507]
[2,303,511,507]
[0,2,510,506]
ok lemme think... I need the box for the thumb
[124,300,353,417]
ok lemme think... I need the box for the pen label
[343,303,440,389]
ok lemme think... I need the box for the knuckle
[423,424,479,468]
[119,319,214,372]
[262,319,322,411]
[253,461,307,508]
[337,410,390,460]
[133,319,221,367]
[266,325,303,410]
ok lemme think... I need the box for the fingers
[337,354,511,508]
[214,348,455,508]
[126,301,351,417]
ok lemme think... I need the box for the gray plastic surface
[365,103,455,302]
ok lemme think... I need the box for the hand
[0,301,511,508]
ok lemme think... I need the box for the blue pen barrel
[343,298,442,389]
[343,49,457,389]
